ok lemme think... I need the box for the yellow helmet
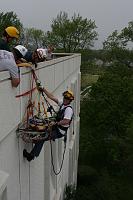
[5,26,19,39]
[63,90,74,100]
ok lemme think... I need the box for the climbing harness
[49,105,74,175]
[56,104,73,128]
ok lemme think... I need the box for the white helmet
[14,45,28,57]
[37,48,47,59]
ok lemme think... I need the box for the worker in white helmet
[14,45,28,58]
[24,48,47,64]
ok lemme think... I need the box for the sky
[1,0,133,49]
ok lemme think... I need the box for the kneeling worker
[24,48,47,64]
[0,45,27,87]
[23,88,74,161]
[13,45,47,66]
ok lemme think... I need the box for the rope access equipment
[16,65,56,143]
[16,63,70,175]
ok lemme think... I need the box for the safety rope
[49,137,66,175]
[16,87,36,98]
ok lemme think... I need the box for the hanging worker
[0,45,27,87]
[0,26,19,52]
[23,88,74,162]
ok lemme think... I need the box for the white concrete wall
[0,54,81,200]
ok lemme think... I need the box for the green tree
[79,65,133,199]
[45,11,98,52]
[21,27,45,50]
[0,11,23,37]
[83,65,133,167]
[103,30,126,50]
[103,22,133,67]
[121,21,133,42]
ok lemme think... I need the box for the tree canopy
[0,11,98,52]
[21,28,45,50]
[0,11,23,37]
[44,11,98,52]
[103,21,133,67]
[79,65,133,200]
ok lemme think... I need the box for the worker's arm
[57,118,71,126]
[8,59,20,87]
[57,107,73,126]
[43,88,58,104]
[11,77,20,87]
[50,118,70,127]
[11,66,20,87]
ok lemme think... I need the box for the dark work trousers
[30,125,66,158]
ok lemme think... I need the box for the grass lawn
[81,74,99,90]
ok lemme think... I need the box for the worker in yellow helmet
[23,88,74,161]
[0,26,19,52]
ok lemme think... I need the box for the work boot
[23,149,34,162]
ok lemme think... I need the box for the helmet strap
[6,35,13,43]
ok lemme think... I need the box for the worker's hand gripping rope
[36,79,44,92]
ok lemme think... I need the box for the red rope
[16,69,37,98]
[16,87,36,98]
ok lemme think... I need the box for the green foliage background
[78,64,133,200]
